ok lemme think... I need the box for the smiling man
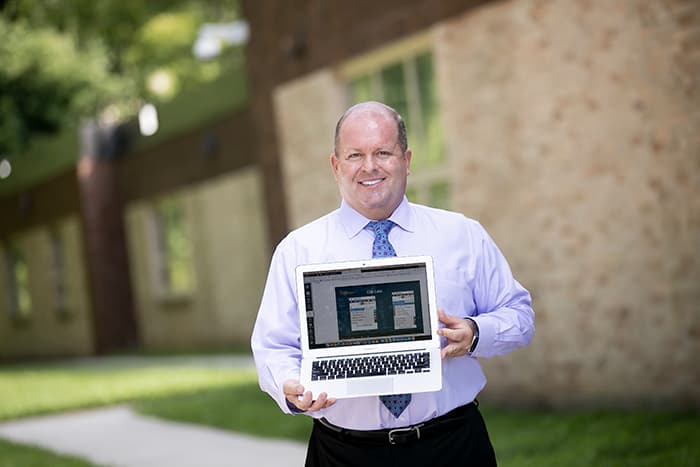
[251,101,535,466]
[330,103,411,221]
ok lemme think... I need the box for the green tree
[0,18,130,157]
[0,0,242,159]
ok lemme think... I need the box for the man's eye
[347,153,362,160]
[377,151,392,158]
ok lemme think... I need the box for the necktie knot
[368,220,394,236]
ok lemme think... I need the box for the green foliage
[123,2,244,103]
[0,18,131,157]
[0,0,242,159]
[130,11,201,67]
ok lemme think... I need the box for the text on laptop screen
[303,263,432,349]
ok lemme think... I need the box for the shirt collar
[339,197,415,238]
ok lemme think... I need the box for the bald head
[333,101,408,156]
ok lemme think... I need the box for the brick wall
[274,70,345,228]
[436,0,699,407]
[273,0,700,407]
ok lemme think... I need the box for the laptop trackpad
[347,377,394,396]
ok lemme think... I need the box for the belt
[314,401,478,446]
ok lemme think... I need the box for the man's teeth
[360,179,382,186]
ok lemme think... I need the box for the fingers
[437,318,470,342]
[283,380,304,397]
[441,341,469,360]
[437,309,473,360]
[283,379,336,412]
[290,391,337,411]
[283,380,306,406]
[306,392,337,411]
[438,308,461,326]
[437,326,463,341]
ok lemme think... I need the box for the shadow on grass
[134,381,313,443]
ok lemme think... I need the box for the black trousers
[305,403,497,467]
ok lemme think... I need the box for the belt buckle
[387,424,422,445]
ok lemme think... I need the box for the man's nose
[361,154,377,171]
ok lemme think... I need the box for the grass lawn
[0,438,96,467]
[1,355,699,467]
[0,357,255,421]
[483,405,700,467]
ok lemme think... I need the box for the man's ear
[405,148,412,175]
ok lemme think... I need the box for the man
[251,101,534,466]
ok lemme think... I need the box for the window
[4,242,32,319]
[49,229,69,315]
[151,197,194,297]
[342,34,450,209]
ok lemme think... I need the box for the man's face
[331,109,411,220]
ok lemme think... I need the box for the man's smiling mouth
[359,178,385,186]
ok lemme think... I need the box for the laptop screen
[303,262,433,350]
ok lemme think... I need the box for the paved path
[0,405,307,467]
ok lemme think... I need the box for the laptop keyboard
[311,352,431,381]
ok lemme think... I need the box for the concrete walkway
[0,404,307,467]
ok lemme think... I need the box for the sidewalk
[0,404,307,467]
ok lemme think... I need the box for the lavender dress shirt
[250,197,534,430]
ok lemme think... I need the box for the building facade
[1,0,699,408]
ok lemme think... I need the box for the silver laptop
[297,255,442,399]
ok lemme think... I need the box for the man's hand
[283,380,337,412]
[437,308,475,359]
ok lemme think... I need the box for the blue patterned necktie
[368,220,412,418]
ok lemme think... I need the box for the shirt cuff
[286,399,306,414]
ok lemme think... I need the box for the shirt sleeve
[469,222,535,358]
[250,241,305,415]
